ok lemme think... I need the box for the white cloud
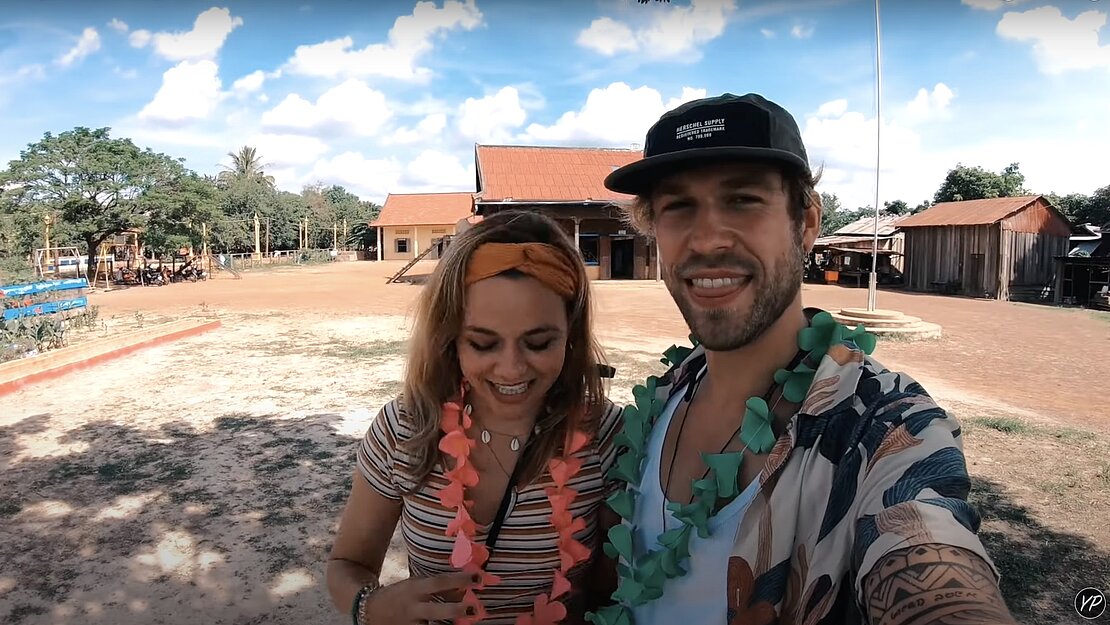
[385,113,448,144]
[961,0,1032,10]
[108,18,129,33]
[403,149,474,190]
[996,6,1110,74]
[283,0,483,81]
[760,28,775,38]
[522,82,706,146]
[791,23,815,39]
[306,152,405,202]
[114,66,138,79]
[260,79,392,137]
[138,60,223,126]
[576,0,737,59]
[231,70,266,95]
[129,30,152,48]
[576,17,638,56]
[0,64,45,86]
[246,134,330,168]
[803,89,958,208]
[816,99,848,117]
[56,27,101,67]
[903,82,955,123]
[457,86,527,142]
[129,7,244,61]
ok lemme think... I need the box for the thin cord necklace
[465,403,541,452]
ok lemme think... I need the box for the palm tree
[218,146,275,189]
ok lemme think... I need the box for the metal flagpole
[867,0,883,311]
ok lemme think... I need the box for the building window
[395,229,410,235]
[579,235,600,266]
[395,238,410,254]
[431,228,446,234]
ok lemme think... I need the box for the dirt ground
[2,261,1108,625]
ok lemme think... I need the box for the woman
[327,210,622,625]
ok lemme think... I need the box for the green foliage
[0,129,382,264]
[0,257,36,286]
[1046,186,1110,229]
[883,199,909,215]
[2,127,189,280]
[933,162,1028,204]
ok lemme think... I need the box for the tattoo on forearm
[864,544,1015,625]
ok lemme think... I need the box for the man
[590,94,1015,625]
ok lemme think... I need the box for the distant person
[326,210,622,624]
[586,93,1016,625]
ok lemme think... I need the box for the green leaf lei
[585,312,876,625]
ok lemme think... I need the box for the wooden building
[1055,224,1110,308]
[897,195,1072,301]
[472,144,654,280]
[370,192,476,261]
[812,214,907,286]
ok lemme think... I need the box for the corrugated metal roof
[475,145,643,203]
[814,234,897,247]
[832,213,909,236]
[897,195,1041,227]
[371,192,475,228]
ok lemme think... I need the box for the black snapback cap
[604,93,811,196]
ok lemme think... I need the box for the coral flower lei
[436,386,593,625]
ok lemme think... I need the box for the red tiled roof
[897,196,1041,227]
[475,145,643,203]
[371,192,475,228]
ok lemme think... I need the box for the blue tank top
[629,375,760,624]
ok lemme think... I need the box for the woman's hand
[362,571,479,624]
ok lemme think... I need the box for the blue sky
[1,0,1107,209]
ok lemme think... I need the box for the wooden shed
[473,144,655,280]
[897,195,1072,301]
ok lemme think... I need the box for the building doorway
[611,237,634,279]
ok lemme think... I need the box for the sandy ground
[2,261,1108,624]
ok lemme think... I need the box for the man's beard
[665,230,805,352]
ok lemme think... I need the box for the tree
[933,162,1028,204]
[911,200,932,214]
[883,200,909,215]
[818,192,865,235]
[142,173,221,257]
[218,146,275,189]
[3,127,188,281]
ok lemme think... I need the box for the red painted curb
[0,319,222,397]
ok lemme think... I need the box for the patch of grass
[151,461,195,484]
[168,488,216,505]
[256,455,299,474]
[6,603,48,622]
[967,416,1030,434]
[260,509,307,527]
[215,413,262,431]
[323,338,407,361]
[1048,426,1096,442]
[312,449,336,461]
[0,499,22,517]
[260,436,318,456]
[1097,462,1110,487]
[264,544,302,573]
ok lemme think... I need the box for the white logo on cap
[676,118,726,142]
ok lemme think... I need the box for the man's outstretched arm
[863,543,1017,625]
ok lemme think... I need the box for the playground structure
[21,211,362,289]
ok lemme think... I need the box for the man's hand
[863,543,1017,625]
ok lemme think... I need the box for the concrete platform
[0,317,221,396]
[832,307,943,340]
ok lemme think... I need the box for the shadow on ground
[0,410,403,625]
[970,476,1110,624]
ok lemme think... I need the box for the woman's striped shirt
[357,397,623,624]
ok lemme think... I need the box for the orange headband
[465,242,579,299]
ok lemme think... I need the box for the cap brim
[605,147,811,196]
